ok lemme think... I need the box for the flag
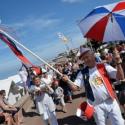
[30,66,42,76]
[19,63,29,87]
[0,30,42,76]
[0,32,33,65]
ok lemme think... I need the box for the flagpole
[0,29,63,76]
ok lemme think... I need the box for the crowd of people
[1,42,125,125]
[25,42,125,125]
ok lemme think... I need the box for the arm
[105,59,124,81]
[113,49,124,80]
[66,78,80,91]
[29,85,42,96]
[116,64,124,80]
[45,84,54,94]
[3,98,15,108]
[62,72,84,91]
[0,101,17,111]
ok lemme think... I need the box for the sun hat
[79,47,91,59]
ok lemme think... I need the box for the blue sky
[0,0,119,79]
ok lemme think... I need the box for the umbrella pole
[87,38,94,51]
[89,41,94,51]
[0,29,63,76]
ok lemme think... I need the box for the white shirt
[54,86,64,98]
[74,63,117,104]
[19,70,28,83]
[41,75,52,85]
[30,83,55,115]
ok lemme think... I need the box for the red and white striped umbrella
[78,1,125,42]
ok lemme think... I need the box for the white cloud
[3,15,62,39]
[61,0,83,3]
[11,16,61,31]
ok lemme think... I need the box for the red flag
[0,33,33,65]
[0,32,42,76]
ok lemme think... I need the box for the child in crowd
[52,80,67,113]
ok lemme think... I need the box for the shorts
[4,107,20,116]
[12,107,20,116]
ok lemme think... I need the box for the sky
[0,0,119,79]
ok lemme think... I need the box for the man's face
[80,51,96,68]
[33,77,41,86]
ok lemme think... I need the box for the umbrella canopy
[78,1,125,42]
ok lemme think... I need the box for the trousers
[94,98,124,125]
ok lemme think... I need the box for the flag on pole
[0,32,33,65]
[19,63,42,88]
[0,31,42,76]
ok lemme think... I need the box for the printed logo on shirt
[92,75,103,86]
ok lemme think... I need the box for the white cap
[79,47,91,59]
[42,68,47,73]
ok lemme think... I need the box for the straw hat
[79,47,91,59]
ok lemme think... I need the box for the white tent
[0,74,24,104]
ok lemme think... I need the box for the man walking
[62,47,124,125]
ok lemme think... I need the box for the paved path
[20,89,115,125]
[21,89,97,125]
[56,90,96,125]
